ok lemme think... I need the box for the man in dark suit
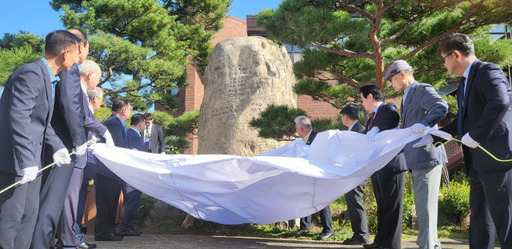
[94,98,132,241]
[143,113,165,154]
[386,60,448,249]
[0,30,77,249]
[339,104,369,245]
[294,116,334,240]
[117,114,146,237]
[438,33,512,249]
[360,85,406,249]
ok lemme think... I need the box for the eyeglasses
[442,51,454,63]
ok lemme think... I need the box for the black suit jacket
[365,102,406,172]
[128,128,146,151]
[51,63,86,151]
[0,58,65,175]
[442,59,512,172]
[350,121,365,133]
[306,130,318,145]
[96,114,129,182]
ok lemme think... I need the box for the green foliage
[153,109,199,152]
[439,171,470,224]
[249,104,307,140]
[256,0,512,123]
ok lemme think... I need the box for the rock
[149,200,188,224]
[198,36,297,156]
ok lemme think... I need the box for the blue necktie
[457,77,466,139]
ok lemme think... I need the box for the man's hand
[366,127,380,143]
[75,142,87,156]
[53,148,71,166]
[413,134,434,148]
[410,123,428,135]
[103,130,115,149]
[20,166,38,184]
[461,133,479,148]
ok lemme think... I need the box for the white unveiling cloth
[90,128,445,225]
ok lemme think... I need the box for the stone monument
[198,36,297,156]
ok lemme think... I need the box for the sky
[0,0,282,36]
[0,0,282,96]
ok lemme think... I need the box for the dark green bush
[439,172,470,224]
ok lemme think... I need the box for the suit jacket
[128,128,146,151]
[401,81,448,170]
[365,102,407,172]
[149,124,165,153]
[96,114,129,182]
[51,63,86,151]
[442,59,512,172]
[306,130,318,145]
[0,58,65,175]
[350,121,365,133]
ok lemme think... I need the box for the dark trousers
[75,175,91,244]
[32,158,76,249]
[467,159,512,249]
[0,172,41,249]
[94,174,122,239]
[371,167,405,249]
[56,167,83,248]
[119,188,142,232]
[299,205,333,233]
[345,179,369,242]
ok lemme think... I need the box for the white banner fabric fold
[90,128,424,225]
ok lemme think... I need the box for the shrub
[439,172,470,224]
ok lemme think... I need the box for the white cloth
[91,128,445,225]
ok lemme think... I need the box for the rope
[433,138,512,163]
[0,137,98,195]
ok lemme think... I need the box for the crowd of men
[0,28,511,249]
[292,33,512,249]
[0,29,165,249]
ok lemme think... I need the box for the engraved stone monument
[198,36,297,156]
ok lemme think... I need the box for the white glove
[75,142,87,156]
[413,134,434,148]
[366,127,380,143]
[20,166,38,184]
[53,148,71,166]
[461,133,479,148]
[410,123,429,135]
[103,130,115,149]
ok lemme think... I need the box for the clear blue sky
[0,0,282,36]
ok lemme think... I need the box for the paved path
[84,234,486,248]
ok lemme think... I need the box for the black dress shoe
[343,237,368,245]
[78,242,97,249]
[319,231,333,240]
[117,229,142,236]
[363,242,381,249]
[95,233,123,241]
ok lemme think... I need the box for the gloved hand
[53,148,71,166]
[20,166,38,184]
[413,134,434,148]
[75,142,87,156]
[366,127,380,143]
[461,133,479,148]
[410,123,428,135]
[103,130,115,149]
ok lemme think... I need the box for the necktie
[145,127,151,149]
[457,77,466,139]
[368,112,375,129]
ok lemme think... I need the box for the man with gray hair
[385,59,448,249]
[293,116,334,240]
